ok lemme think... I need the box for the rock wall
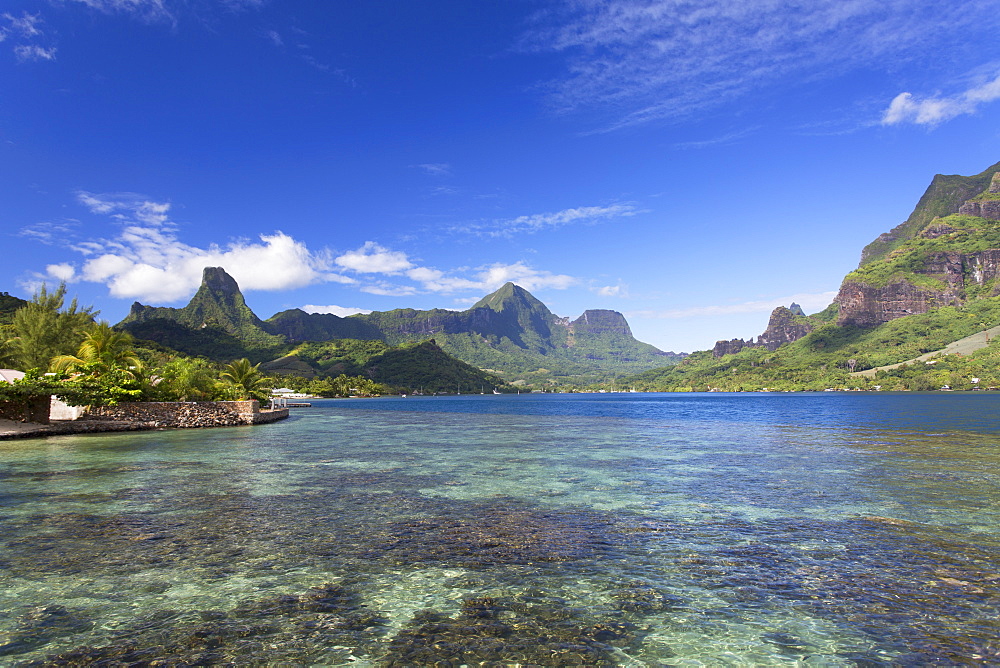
[836,249,1000,327]
[712,305,815,357]
[957,200,1000,219]
[84,401,289,428]
[0,396,51,424]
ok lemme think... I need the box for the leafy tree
[0,369,138,408]
[154,357,220,401]
[2,284,97,372]
[220,358,271,402]
[51,322,141,378]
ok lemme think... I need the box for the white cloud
[631,291,837,319]
[361,283,420,297]
[301,304,372,317]
[42,193,351,303]
[335,242,413,274]
[14,44,56,61]
[594,283,628,298]
[35,193,581,305]
[45,263,77,281]
[266,30,283,47]
[881,73,1000,125]
[525,0,1000,130]
[457,204,640,237]
[331,245,578,296]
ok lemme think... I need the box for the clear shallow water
[1,392,999,666]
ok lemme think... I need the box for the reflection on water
[1,393,999,665]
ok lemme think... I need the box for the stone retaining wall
[0,396,51,424]
[84,401,289,428]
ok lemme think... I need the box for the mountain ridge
[119,274,681,386]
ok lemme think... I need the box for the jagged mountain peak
[200,266,240,295]
[471,282,551,315]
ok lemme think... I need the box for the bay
[1,392,999,665]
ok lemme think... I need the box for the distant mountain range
[119,269,682,386]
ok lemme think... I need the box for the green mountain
[625,161,1000,392]
[860,160,1000,265]
[262,339,509,394]
[0,292,28,326]
[265,281,680,386]
[121,267,285,350]
[118,268,676,387]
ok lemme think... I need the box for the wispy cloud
[524,0,1000,130]
[415,163,452,176]
[4,12,42,38]
[630,291,837,319]
[881,72,1000,126]
[456,203,641,237]
[67,0,173,23]
[594,282,629,298]
[332,243,578,295]
[65,0,266,24]
[265,29,283,47]
[18,220,80,244]
[672,127,759,150]
[3,12,56,62]
[14,44,56,61]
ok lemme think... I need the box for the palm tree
[51,322,141,378]
[220,358,270,401]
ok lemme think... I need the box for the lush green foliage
[624,297,1000,392]
[219,358,272,402]
[1,284,97,372]
[847,214,1000,289]
[121,318,286,363]
[860,161,1000,265]
[0,369,141,407]
[51,323,142,377]
[262,339,511,394]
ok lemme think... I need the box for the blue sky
[4,0,1000,354]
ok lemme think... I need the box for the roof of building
[0,369,25,384]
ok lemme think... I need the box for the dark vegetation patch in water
[17,584,385,666]
[676,516,1000,664]
[367,506,619,567]
[378,596,638,667]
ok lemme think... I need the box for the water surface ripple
[1,393,999,665]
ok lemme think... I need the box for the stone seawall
[84,401,289,429]
[0,396,51,424]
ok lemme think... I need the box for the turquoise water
[2,393,1000,665]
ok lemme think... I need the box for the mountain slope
[267,281,681,384]
[121,267,285,349]
[117,269,676,387]
[625,160,1000,391]
[860,160,1000,266]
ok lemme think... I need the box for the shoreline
[0,409,290,441]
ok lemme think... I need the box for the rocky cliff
[712,303,816,357]
[836,168,1000,328]
[859,161,1000,266]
